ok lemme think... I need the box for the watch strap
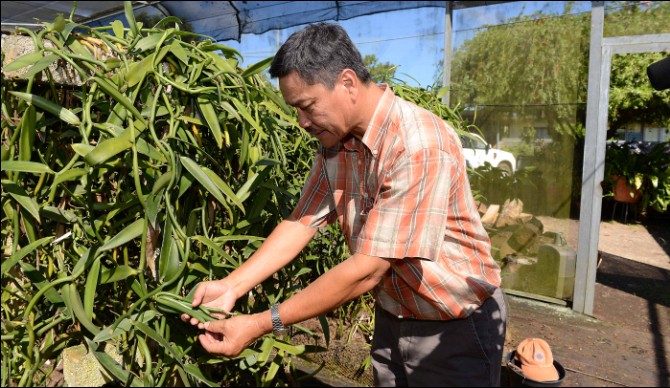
[271,303,287,334]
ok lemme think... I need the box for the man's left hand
[198,314,265,357]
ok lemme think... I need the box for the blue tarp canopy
[1,1,506,41]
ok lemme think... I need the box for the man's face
[279,71,352,148]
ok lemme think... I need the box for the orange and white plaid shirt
[291,85,501,320]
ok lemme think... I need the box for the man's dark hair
[269,23,371,89]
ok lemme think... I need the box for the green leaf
[183,364,218,387]
[3,51,44,72]
[9,91,81,126]
[93,311,160,342]
[100,218,145,251]
[133,321,185,366]
[1,161,53,174]
[135,33,163,52]
[191,235,237,266]
[170,40,189,65]
[179,156,229,209]
[52,168,88,187]
[19,261,63,304]
[85,338,143,387]
[2,180,41,222]
[159,229,181,282]
[127,55,152,87]
[83,136,132,165]
[90,77,145,124]
[41,206,78,223]
[272,340,306,355]
[241,56,273,78]
[198,97,224,148]
[201,166,244,212]
[21,54,59,79]
[71,143,95,157]
[19,105,36,161]
[124,1,139,37]
[111,20,125,40]
[230,97,264,134]
[1,236,54,273]
[100,264,139,284]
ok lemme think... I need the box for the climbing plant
[0,2,323,386]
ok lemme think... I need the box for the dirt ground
[293,215,670,387]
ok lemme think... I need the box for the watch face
[273,328,290,337]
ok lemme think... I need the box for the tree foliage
[363,54,397,84]
[450,1,670,137]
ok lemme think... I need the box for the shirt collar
[361,84,395,158]
[331,84,395,155]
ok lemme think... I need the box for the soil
[292,215,670,387]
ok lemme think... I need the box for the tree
[449,1,670,139]
[363,54,397,83]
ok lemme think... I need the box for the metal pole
[441,1,453,106]
[573,1,605,315]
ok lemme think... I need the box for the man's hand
[181,280,237,327]
[198,313,267,357]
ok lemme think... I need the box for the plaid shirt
[292,86,500,320]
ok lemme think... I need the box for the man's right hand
[181,280,237,327]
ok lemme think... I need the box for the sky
[219,1,593,88]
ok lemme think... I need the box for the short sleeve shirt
[291,85,501,320]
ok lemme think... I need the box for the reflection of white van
[460,133,517,174]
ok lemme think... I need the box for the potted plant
[604,141,670,213]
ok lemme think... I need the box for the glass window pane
[452,1,589,302]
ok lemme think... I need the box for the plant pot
[612,175,641,203]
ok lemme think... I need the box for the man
[182,22,506,387]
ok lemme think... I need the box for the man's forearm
[225,218,318,298]
[260,253,391,330]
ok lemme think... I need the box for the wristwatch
[271,303,289,337]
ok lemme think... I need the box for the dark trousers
[371,288,507,387]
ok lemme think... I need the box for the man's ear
[340,69,359,101]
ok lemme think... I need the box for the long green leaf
[21,54,59,79]
[1,236,54,273]
[124,1,139,37]
[201,166,244,212]
[71,143,95,157]
[19,105,36,161]
[2,179,41,222]
[100,264,139,284]
[52,168,88,187]
[135,33,163,52]
[64,282,101,335]
[85,338,143,387]
[93,311,160,342]
[83,136,132,165]
[9,91,81,126]
[170,40,189,65]
[241,56,273,78]
[100,218,145,251]
[1,161,53,174]
[230,97,264,134]
[183,364,218,387]
[19,261,63,304]
[84,257,102,318]
[127,55,152,87]
[191,235,237,266]
[198,98,224,148]
[3,51,44,72]
[179,156,228,208]
[133,321,185,366]
[90,77,145,124]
